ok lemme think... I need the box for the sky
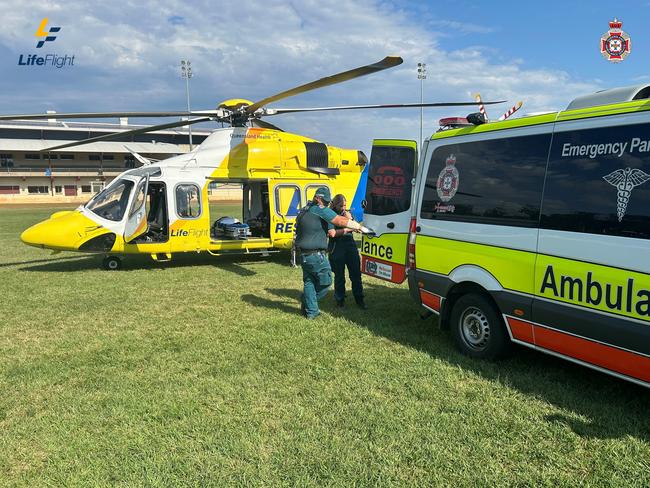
[0,0,648,156]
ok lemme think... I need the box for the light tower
[180,59,194,150]
[417,62,427,147]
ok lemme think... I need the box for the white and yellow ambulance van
[361,85,650,387]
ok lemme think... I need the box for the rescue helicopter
[15,56,503,269]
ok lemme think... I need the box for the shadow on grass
[242,293,298,315]
[0,255,83,268]
[259,284,650,442]
[19,251,291,273]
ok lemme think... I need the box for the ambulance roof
[432,84,650,141]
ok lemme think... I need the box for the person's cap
[314,186,331,203]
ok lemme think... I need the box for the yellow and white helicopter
[14,56,501,269]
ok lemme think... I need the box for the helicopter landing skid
[150,253,172,262]
[206,248,279,257]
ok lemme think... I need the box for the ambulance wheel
[102,255,122,271]
[450,293,510,360]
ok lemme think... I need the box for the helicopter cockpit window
[175,183,201,218]
[86,179,135,222]
[129,178,147,217]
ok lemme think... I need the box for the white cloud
[0,0,602,156]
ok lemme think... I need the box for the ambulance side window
[540,124,650,240]
[420,134,550,227]
[175,183,201,219]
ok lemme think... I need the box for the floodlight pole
[417,63,427,148]
[181,59,194,151]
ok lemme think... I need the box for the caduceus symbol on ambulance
[602,167,650,221]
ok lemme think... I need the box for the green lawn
[1,205,649,486]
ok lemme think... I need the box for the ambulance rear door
[361,139,417,283]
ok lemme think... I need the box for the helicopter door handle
[387,222,395,229]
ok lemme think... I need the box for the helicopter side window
[175,183,201,219]
[274,185,301,218]
[87,179,134,222]
[305,184,331,205]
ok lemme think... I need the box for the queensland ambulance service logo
[35,18,60,48]
[436,154,459,202]
[603,167,649,221]
[600,18,631,63]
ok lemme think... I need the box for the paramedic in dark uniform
[328,194,366,309]
[295,186,370,319]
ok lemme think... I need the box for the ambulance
[361,85,650,387]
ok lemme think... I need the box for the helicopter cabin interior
[207,180,271,242]
[132,180,169,244]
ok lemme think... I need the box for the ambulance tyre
[450,293,511,360]
[102,255,122,271]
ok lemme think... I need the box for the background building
[0,118,213,203]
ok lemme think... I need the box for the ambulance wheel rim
[108,259,118,269]
[460,306,491,351]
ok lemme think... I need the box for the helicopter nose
[20,225,43,248]
[21,218,63,249]
[20,211,100,250]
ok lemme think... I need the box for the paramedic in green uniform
[295,186,370,319]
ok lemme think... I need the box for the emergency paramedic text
[561,137,650,158]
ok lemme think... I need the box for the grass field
[1,205,649,486]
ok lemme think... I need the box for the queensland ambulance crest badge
[437,154,459,202]
[600,18,631,63]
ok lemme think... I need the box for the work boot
[355,298,367,310]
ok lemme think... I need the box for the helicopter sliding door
[124,174,149,243]
[361,139,417,283]
[269,182,303,247]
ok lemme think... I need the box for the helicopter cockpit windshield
[86,178,135,222]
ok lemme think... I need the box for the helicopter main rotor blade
[263,100,507,116]
[245,56,403,115]
[0,110,222,121]
[41,116,213,152]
